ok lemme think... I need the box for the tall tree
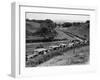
[39,19,57,40]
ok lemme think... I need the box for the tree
[62,22,72,27]
[86,20,90,29]
[45,19,56,29]
[38,20,57,40]
[73,22,81,26]
[86,20,90,23]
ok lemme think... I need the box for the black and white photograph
[25,12,90,67]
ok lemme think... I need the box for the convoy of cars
[26,39,89,61]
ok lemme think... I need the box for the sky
[26,12,90,23]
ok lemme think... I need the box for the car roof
[49,45,59,48]
[34,48,47,52]
[60,43,66,45]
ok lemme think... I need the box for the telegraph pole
[73,43,76,55]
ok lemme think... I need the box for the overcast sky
[26,12,90,23]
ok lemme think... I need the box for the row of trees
[57,20,90,28]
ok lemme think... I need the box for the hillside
[26,20,74,41]
[62,23,89,40]
[26,21,41,33]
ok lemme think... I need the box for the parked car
[27,48,47,60]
